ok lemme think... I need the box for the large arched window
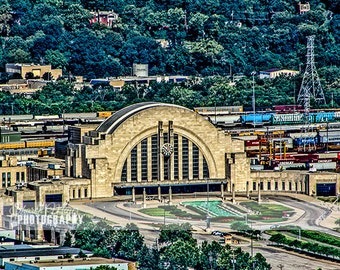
[121,133,209,182]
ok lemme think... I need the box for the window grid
[192,144,199,179]
[174,134,178,180]
[203,157,209,178]
[121,160,127,181]
[141,139,148,181]
[151,135,158,180]
[182,137,189,179]
[131,146,137,182]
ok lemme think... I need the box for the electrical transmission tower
[297,35,326,124]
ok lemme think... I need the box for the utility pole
[251,71,256,129]
[297,36,325,151]
[297,35,326,114]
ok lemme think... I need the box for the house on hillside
[259,68,299,79]
[89,11,119,27]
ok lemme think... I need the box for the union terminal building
[65,102,340,200]
[66,102,250,199]
[2,102,339,244]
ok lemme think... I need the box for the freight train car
[0,139,55,150]
[60,112,97,119]
[240,113,273,125]
[0,141,26,150]
[25,139,55,148]
[0,115,34,122]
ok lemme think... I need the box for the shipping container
[61,112,97,119]
[273,105,303,113]
[308,162,336,170]
[272,113,303,125]
[293,137,317,146]
[240,113,272,124]
[97,111,113,118]
[34,115,59,120]
[310,112,335,123]
[0,115,34,121]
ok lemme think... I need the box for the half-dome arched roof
[96,102,191,134]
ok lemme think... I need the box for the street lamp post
[251,71,257,128]
[163,196,166,225]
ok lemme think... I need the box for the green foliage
[269,232,340,259]
[160,240,199,270]
[230,221,251,232]
[90,266,118,270]
[288,229,340,247]
[70,218,271,270]
[63,230,73,247]
[158,222,196,246]
[335,218,340,227]
[1,0,340,82]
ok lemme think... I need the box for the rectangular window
[78,189,81,198]
[275,182,278,190]
[203,157,209,178]
[151,135,158,180]
[2,172,6,188]
[267,182,271,190]
[141,139,148,181]
[21,172,25,181]
[121,161,127,182]
[7,172,11,186]
[131,146,137,181]
[289,182,292,191]
[84,188,88,198]
[282,182,285,191]
[16,172,20,182]
[192,144,199,179]
[253,182,257,190]
[260,182,264,190]
[174,134,178,180]
[182,137,189,179]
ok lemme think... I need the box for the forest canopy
[0,0,340,113]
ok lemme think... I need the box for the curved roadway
[89,195,340,237]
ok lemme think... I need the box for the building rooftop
[0,246,92,258]
[9,257,132,267]
[96,102,190,134]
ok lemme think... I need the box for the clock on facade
[161,143,174,157]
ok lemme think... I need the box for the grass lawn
[241,202,293,213]
[240,201,294,222]
[139,207,176,218]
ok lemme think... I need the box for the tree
[158,223,196,246]
[42,72,53,81]
[160,240,198,270]
[196,241,223,270]
[63,231,73,247]
[113,223,144,260]
[25,72,35,80]
[335,218,340,226]
[137,245,160,270]
[269,233,287,246]
[0,0,11,36]
[230,221,251,234]
[45,50,69,70]
[91,266,118,270]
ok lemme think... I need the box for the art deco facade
[65,102,250,198]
